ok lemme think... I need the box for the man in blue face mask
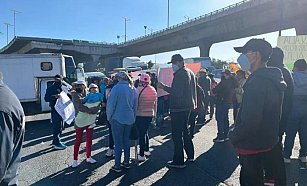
[157,54,197,168]
[229,39,287,185]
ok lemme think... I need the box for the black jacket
[212,76,237,104]
[198,75,211,95]
[229,67,287,150]
[0,81,25,186]
[44,82,62,109]
[164,67,197,112]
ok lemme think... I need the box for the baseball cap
[167,54,184,64]
[54,74,63,80]
[139,73,151,83]
[115,71,128,79]
[234,39,273,61]
[73,80,86,86]
[89,83,98,89]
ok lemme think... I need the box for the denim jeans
[283,98,307,158]
[51,109,63,145]
[135,116,152,156]
[111,119,132,167]
[107,121,114,149]
[171,110,194,165]
[215,102,231,138]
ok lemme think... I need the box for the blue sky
[0,0,296,64]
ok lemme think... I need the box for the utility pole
[122,17,130,43]
[11,9,21,37]
[4,23,13,44]
[167,0,170,27]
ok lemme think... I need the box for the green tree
[211,58,228,69]
[147,60,154,69]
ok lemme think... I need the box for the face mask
[75,88,83,93]
[172,64,180,73]
[237,54,251,71]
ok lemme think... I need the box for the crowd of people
[45,42,307,185]
[1,38,307,185]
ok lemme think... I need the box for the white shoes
[71,157,97,167]
[299,156,307,163]
[144,151,151,156]
[71,160,78,168]
[88,123,96,128]
[138,155,146,162]
[86,157,97,164]
[105,149,114,157]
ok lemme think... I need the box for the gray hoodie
[292,71,307,96]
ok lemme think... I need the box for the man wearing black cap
[157,54,197,168]
[229,39,287,185]
[44,74,67,150]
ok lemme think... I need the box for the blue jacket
[106,81,138,125]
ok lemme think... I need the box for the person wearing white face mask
[229,39,287,186]
[157,54,197,168]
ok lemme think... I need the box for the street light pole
[117,35,120,44]
[167,0,170,27]
[4,23,13,44]
[144,25,147,35]
[11,9,20,37]
[122,17,130,43]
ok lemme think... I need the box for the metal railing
[117,0,269,46]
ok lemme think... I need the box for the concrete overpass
[1,0,307,71]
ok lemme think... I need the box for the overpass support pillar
[199,42,212,57]
[295,21,307,35]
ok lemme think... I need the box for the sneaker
[120,162,131,169]
[71,160,78,168]
[144,151,151,156]
[86,157,97,164]
[166,161,186,169]
[105,149,114,158]
[283,157,291,163]
[213,137,225,143]
[110,166,121,172]
[298,156,307,163]
[264,179,276,186]
[88,123,96,128]
[186,158,194,162]
[53,142,67,150]
[138,155,146,162]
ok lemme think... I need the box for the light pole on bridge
[122,17,130,43]
[144,25,147,36]
[117,35,120,44]
[4,22,13,44]
[11,9,21,37]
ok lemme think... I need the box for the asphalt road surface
[19,112,307,186]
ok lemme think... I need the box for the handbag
[129,86,147,140]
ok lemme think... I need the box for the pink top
[136,85,157,117]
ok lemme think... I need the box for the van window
[64,57,76,79]
[41,62,53,71]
